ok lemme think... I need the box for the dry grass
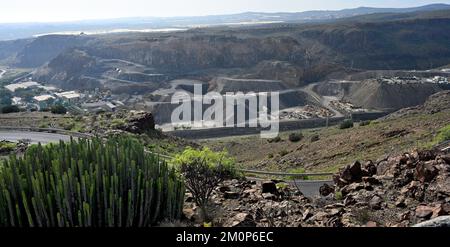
[201,110,450,173]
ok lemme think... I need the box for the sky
[0,0,449,23]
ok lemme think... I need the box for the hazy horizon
[1,0,450,24]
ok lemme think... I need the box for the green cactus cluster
[0,137,184,227]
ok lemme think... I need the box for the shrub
[359,120,371,126]
[335,191,343,201]
[172,147,235,222]
[288,132,303,142]
[0,141,17,153]
[310,135,320,142]
[61,121,75,130]
[436,124,450,143]
[111,118,126,128]
[354,208,372,224]
[50,104,67,114]
[279,149,289,157]
[267,136,281,143]
[339,119,354,129]
[0,137,185,227]
[1,105,20,114]
[288,168,309,180]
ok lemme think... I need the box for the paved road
[289,180,333,198]
[0,130,73,144]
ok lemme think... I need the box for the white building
[56,91,82,102]
[11,97,22,105]
[4,81,40,92]
[33,95,55,102]
[81,101,117,113]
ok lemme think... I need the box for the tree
[339,119,354,129]
[288,132,303,142]
[0,89,12,106]
[1,105,20,114]
[172,147,236,223]
[50,104,67,114]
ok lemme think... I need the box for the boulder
[302,209,313,221]
[261,181,278,194]
[224,191,240,200]
[262,193,277,200]
[339,161,363,185]
[413,216,450,227]
[369,195,383,210]
[366,221,378,227]
[362,176,381,185]
[415,161,439,183]
[118,112,155,134]
[182,208,197,221]
[218,186,231,193]
[319,184,334,197]
[415,205,434,219]
[343,195,357,206]
[341,183,365,196]
[395,196,406,208]
[431,204,447,218]
[224,213,256,227]
[413,150,437,161]
[363,161,377,176]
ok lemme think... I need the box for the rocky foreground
[183,148,450,227]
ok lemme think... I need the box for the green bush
[1,105,20,114]
[50,104,67,114]
[339,119,354,129]
[279,149,289,157]
[267,136,281,143]
[61,121,76,130]
[0,141,17,153]
[436,124,450,143]
[288,132,303,142]
[111,118,126,128]
[288,168,309,180]
[335,191,343,201]
[0,137,185,227]
[171,147,235,222]
[359,120,371,126]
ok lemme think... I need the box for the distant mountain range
[0,7,446,94]
[0,3,450,40]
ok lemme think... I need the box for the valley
[0,3,450,229]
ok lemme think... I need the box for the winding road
[0,129,330,196]
[0,130,73,144]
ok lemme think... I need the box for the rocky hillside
[382,90,450,119]
[14,35,93,68]
[345,79,444,110]
[0,39,31,63]
[184,148,450,227]
[202,90,450,172]
[0,9,448,91]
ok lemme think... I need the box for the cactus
[0,137,184,227]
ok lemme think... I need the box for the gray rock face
[413,216,450,227]
[118,112,155,134]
